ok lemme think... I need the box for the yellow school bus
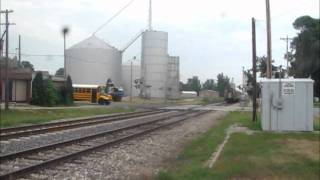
[73,84,112,105]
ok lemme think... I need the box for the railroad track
[0,110,209,179]
[0,110,166,141]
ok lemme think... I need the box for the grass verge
[0,107,134,128]
[156,112,320,180]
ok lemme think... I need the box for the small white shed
[260,79,314,131]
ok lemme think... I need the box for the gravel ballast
[28,111,227,180]
[0,111,176,156]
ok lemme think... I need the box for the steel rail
[0,110,165,140]
[0,111,208,180]
[0,111,191,161]
[0,110,156,134]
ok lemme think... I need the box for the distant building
[33,71,67,89]
[180,91,197,99]
[0,57,33,103]
[51,76,66,89]
[199,90,219,99]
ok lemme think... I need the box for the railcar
[224,88,241,103]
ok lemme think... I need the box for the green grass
[0,107,134,128]
[314,102,320,108]
[314,115,320,131]
[201,97,225,105]
[211,133,319,179]
[156,112,320,180]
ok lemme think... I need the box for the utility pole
[252,17,257,122]
[242,66,245,93]
[63,32,66,78]
[266,0,272,78]
[0,0,1,112]
[130,56,136,102]
[1,9,14,110]
[280,35,293,74]
[18,35,21,63]
[0,0,2,57]
[130,60,133,102]
[148,0,152,30]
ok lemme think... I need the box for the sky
[1,0,319,85]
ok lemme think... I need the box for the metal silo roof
[68,35,118,50]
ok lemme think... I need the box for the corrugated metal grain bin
[66,35,122,85]
[141,30,168,98]
[260,79,314,131]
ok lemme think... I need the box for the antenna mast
[148,0,152,30]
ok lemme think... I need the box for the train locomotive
[224,87,241,103]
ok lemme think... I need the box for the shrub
[43,79,59,106]
[66,75,74,105]
[32,72,45,105]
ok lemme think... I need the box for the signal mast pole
[280,36,293,74]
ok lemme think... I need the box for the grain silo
[167,56,180,99]
[141,30,168,98]
[66,35,122,85]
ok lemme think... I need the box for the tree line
[179,73,232,97]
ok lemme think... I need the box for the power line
[93,0,136,35]
[0,9,14,111]
[8,52,63,57]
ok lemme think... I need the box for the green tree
[58,75,74,105]
[55,68,64,76]
[32,72,45,105]
[21,61,34,71]
[43,79,58,106]
[244,70,253,96]
[179,81,186,91]
[216,73,230,97]
[186,76,201,95]
[65,75,74,104]
[32,72,60,106]
[290,15,320,97]
[202,79,216,90]
[256,56,278,78]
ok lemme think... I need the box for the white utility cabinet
[260,79,314,131]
